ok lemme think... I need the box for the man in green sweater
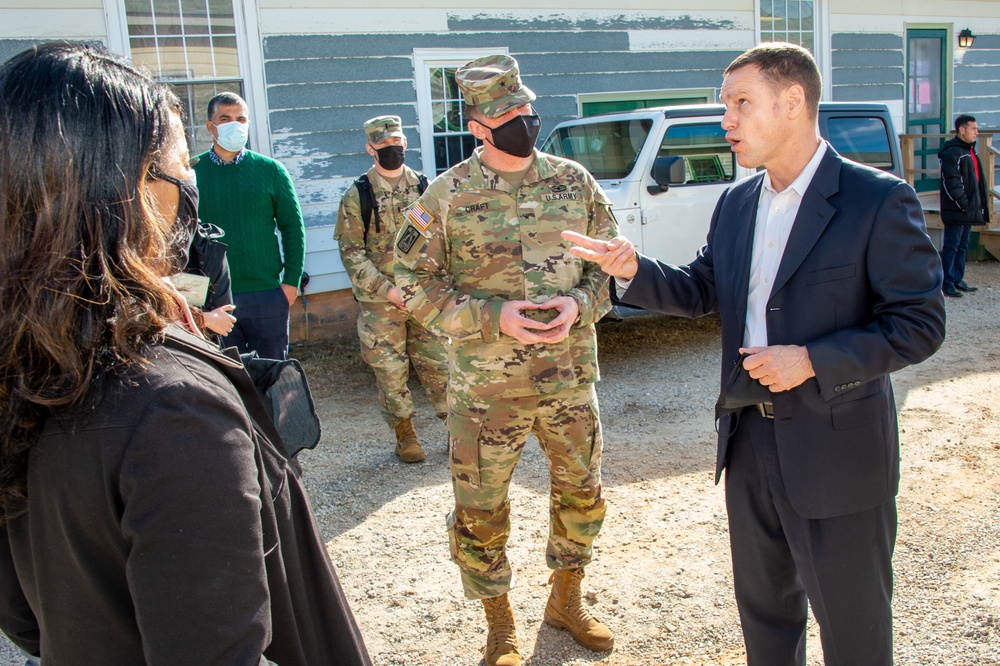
[193,92,305,359]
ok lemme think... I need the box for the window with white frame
[578,89,715,117]
[759,0,815,51]
[113,0,250,153]
[414,48,508,176]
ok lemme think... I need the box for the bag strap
[358,171,430,244]
[355,173,380,243]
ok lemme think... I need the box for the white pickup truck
[542,103,903,273]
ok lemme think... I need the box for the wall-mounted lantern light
[958,29,975,49]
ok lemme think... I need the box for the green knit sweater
[192,150,306,294]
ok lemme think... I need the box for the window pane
[660,123,735,184]
[155,36,189,79]
[760,0,773,22]
[541,118,653,180]
[787,1,800,31]
[125,0,155,36]
[771,0,786,32]
[152,0,183,35]
[908,37,942,119]
[180,0,209,33]
[183,36,215,78]
[210,13,236,36]
[432,101,447,131]
[211,36,240,78]
[129,37,158,71]
[801,4,813,31]
[430,68,446,100]
[445,100,463,132]
[445,67,460,99]
[826,117,892,170]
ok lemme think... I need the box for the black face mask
[153,171,200,269]
[481,114,542,158]
[375,144,405,170]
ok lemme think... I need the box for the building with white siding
[3,1,999,338]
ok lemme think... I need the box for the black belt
[754,402,774,419]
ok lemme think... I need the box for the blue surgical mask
[213,120,249,153]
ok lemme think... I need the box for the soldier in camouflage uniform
[335,115,449,463]
[393,56,617,666]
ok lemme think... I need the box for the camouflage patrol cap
[455,54,536,119]
[363,115,405,144]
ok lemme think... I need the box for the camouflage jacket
[394,148,617,399]
[334,165,425,303]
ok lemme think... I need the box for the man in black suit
[564,43,945,665]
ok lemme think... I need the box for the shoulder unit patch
[396,224,421,254]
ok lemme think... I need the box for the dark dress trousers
[618,147,945,665]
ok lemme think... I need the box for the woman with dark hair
[0,42,371,665]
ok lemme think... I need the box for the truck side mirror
[648,155,686,194]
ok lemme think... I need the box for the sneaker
[943,285,963,298]
[956,281,978,292]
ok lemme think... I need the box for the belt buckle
[755,402,774,419]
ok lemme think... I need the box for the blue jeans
[224,287,290,360]
[940,224,972,289]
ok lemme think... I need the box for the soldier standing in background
[394,56,617,666]
[335,116,449,463]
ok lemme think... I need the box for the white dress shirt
[743,141,827,347]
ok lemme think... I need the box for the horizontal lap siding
[831,33,904,103]
[954,35,1000,128]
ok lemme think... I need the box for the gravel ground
[1,262,997,665]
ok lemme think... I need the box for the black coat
[938,136,989,226]
[618,147,945,519]
[0,326,372,666]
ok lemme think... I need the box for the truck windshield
[542,118,653,179]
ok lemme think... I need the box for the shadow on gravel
[291,312,726,541]
[294,259,1000,541]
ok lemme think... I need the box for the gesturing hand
[561,230,639,280]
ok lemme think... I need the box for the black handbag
[241,353,322,459]
[715,353,772,424]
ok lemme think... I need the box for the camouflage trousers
[446,383,606,599]
[357,300,449,427]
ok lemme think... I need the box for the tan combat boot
[543,568,614,652]
[394,418,425,463]
[481,593,521,666]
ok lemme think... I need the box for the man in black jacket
[938,114,989,297]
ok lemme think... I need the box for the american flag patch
[407,202,434,231]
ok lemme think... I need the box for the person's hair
[207,91,248,121]
[0,41,181,522]
[955,114,977,133]
[725,42,822,118]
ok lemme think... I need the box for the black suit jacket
[619,147,945,519]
